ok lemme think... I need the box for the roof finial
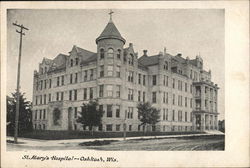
[109,9,114,22]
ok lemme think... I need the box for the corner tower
[95,10,126,131]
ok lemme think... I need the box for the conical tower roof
[96,20,126,44]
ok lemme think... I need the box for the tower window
[117,49,121,59]
[107,48,114,58]
[100,48,104,59]
[70,59,73,67]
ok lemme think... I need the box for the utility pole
[12,21,29,144]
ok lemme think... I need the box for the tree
[7,91,33,135]
[77,99,104,135]
[137,102,161,133]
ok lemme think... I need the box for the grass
[15,130,204,140]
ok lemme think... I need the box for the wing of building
[32,13,219,132]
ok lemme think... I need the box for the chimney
[143,50,148,56]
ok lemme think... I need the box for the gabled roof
[47,54,68,73]
[138,55,159,66]
[80,53,97,66]
[172,55,186,64]
[96,21,126,44]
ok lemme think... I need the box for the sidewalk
[6,132,224,147]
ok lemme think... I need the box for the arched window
[70,59,74,67]
[117,49,121,59]
[41,68,43,74]
[107,48,114,58]
[100,48,104,59]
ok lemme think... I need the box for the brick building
[32,13,219,132]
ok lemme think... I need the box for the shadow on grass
[79,140,118,146]
[6,140,25,144]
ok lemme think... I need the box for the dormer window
[117,49,121,59]
[75,58,79,65]
[100,48,104,59]
[108,48,114,58]
[70,59,73,67]
[164,61,168,70]
[128,54,134,65]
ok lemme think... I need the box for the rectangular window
[43,109,46,119]
[99,85,104,97]
[74,89,77,100]
[61,76,64,85]
[89,87,93,99]
[69,90,72,101]
[128,107,133,119]
[116,66,120,77]
[116,106,120,118]
[143,75,146,85]
[40,95,42,104]
[107,105,112,117]
[185,112,187,122]
[190,98,193,108]
[116,85,121,98]
[35,110,37,120]
[152,92,157,103]
[163,92,165,103]
[128,71,134,82]
[90,69,94,80]
[116,124,120,131]
[152,75,157,85]
[49,94,51,102]
[166,109,168,121]
[44,94,46,104]
[143,92,146,102]
[100,66,104,77]
[129,125,132,131]
[84,70,88,81]
[57,77,60,86]
[173,94,175,105]
[185,83,187,92]
[40,80,43,90]
[138,74,141,84]
[44,80,47,89]
[166,76,168,86]
[70,74,73,84]
[74,107,78,118]
[36,81,39,91]
[172,78,175,88]
[61,92,64,101]
[172,110,175,121]
[39,110,42,119]
[56,92,59,101]
[185,97,187,107]
[49,79,52,88]
[128,89,133,100]
[107,65,113,76]
[75,73,78,83]
[107,85,113,97]
[138,91,141,102]
[178,111,182,122]
[106,124,112,131]
[84,88,87,100]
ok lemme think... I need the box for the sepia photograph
[1,1,249,168]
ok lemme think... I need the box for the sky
[7,9,225,119]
